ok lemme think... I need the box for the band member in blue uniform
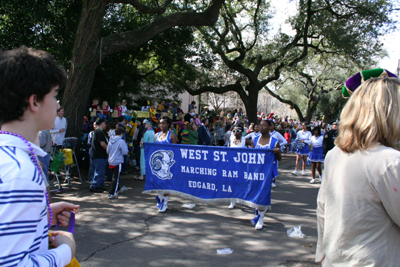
[155,116,178,212]
[251,119,281,229]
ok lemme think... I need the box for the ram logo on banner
[144,143,276,209]
[150,150,176,180]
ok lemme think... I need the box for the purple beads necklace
[0,130,53,228]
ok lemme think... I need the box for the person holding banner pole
[139,119,155,180]
[228,123,253,209]
[154,116,178,212]
[251,119,281,230]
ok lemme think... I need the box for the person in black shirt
[323,121,339,157]
[90,118,108,193]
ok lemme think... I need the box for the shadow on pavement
[51,153,321,267]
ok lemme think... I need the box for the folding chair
[49,145,63,192]
[62,137,83,187]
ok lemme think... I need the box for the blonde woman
[316,78,400,266]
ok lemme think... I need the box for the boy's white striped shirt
[0,135,71,267]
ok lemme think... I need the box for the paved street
[52,153,321,267]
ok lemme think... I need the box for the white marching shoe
[309,179,316,184]
[158,196,169,213]
[302,170,306,176]
[255,210,266,230]
[292,170,298,176]
[155,193,162,207]
[228,201,236,209]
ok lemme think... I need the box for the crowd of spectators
[80,96,340,195]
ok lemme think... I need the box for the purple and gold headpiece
[342,68,398,98]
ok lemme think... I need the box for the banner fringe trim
[143,189,271,210]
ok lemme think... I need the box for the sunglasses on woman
[232,129,242,133]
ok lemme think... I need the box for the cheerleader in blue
[251,119,281,230]
[154,116,178,212]
[307,126,324,184]
[293,123,312,176]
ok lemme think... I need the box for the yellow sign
[135,111,150,118]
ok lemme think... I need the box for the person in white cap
[139,119,155,180]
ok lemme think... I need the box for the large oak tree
[0,0,207,118]
[182,0,395,123]
[62,0,225,136]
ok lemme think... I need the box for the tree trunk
[62,0,225,138]
[304,115,311,124]
[264,86,305,122]
[323,110,332,124]
[243,88,259,124]
[63,0,107,137]
[293,108,305,123]
[304,103,312,124]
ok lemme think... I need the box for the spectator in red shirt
[91,98,106,120]
[114,102,122,117]
[101,101,112,121]
[284,128,291,153]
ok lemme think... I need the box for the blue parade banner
[143,143,276,209]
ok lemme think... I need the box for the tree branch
[264,86,304,121]
[247,0,263,51]
[135,66,161,80]
[102,0,225,56]
[185,82,243,96]
[256,0,314,81]
[111,0,173,14]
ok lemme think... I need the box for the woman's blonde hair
[336,78,400,153]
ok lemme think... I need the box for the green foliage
[91,25,196,106]
[183,0,397,122]
[317,88,347,123]
[92,2,211,105]
[1,0,397,119]
[273,54,361,121]
[303,0,394,65]
[0,0,82,67]
[1,1,201,106]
